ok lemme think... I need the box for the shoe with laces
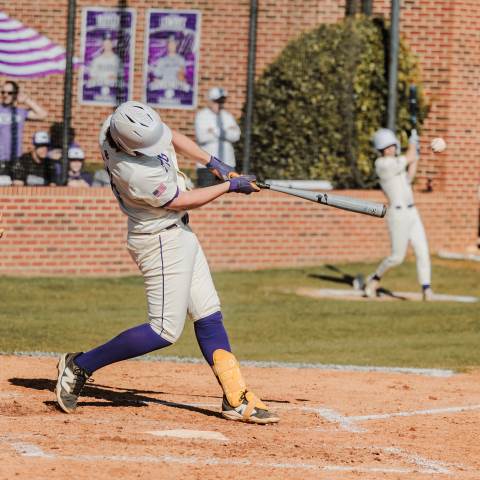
[221,391,280,424]
[55,352,91,413]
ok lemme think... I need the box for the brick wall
[0,186,466,276]
[0,0,479,275]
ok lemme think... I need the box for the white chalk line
[303,404,480,433]
[382,447,451,475]
[3,439,455,475]
[349,404,480,422]
[308,407,367,432]
[9,441,54,458]
[0,350,456,377]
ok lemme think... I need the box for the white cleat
[364,278,379,298]
[423,287,434,301]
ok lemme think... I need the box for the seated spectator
[67,146,92,187]
[91,168,110,187]
[11,131,55,186]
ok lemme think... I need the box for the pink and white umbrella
[0,11,79,78]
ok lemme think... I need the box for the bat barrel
[317,193,386,218]
[266,184,386,218]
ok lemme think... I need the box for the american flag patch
[152,183,167,197]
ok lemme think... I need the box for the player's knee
[387,254,404,267]
[149,318,182,344]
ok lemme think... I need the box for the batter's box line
[304,404,480,433]
[2,438,460,476]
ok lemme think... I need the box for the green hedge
[237,16,427,188]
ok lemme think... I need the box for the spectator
[195,87,241,186]
[67,146,92,187]
[11,131,55,186]
[0,80,48,185]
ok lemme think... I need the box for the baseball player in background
[55,101,279,424]
[364,128,433,301]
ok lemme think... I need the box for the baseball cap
[33,131,50,146]
[68,146,85,161]
[208,87,227,102]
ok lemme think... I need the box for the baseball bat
[409,84,418,131]
[256,183,387,218]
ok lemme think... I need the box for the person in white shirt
[55,101,278,425]
[364,128,432,300]
[195,87,241,186]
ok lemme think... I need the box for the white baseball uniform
[374,154,431,286]
[100,137,220,344]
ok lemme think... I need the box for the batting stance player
[364,128,432,300]
[55,101,279,424]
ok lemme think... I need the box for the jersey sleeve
[129,168,179,208]
[375,155,407,181]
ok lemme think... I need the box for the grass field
[1,257,478,369]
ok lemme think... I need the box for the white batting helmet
[372,128,400,153]
[110,101,172,156]
[68,146,85,160]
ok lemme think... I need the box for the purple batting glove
[228,175,260,195]
[206,156,236,181]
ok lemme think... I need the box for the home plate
[147,430,229,441]
[296,288,478,303]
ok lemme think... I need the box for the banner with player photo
[144,10,201,109]
[79,7,136,105]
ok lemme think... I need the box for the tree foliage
[237,16,427,188]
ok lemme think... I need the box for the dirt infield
[1,355,480,479]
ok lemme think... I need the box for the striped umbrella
[0,11,79,78]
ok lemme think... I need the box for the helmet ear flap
[110,122,136,155]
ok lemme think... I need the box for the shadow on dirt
[309,264,407,300]
[9,377,223,418]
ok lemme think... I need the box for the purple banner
[79,7,136,105]
[144,10,201,109]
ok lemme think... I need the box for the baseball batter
[364,128,432,300]
[55,101,279,424]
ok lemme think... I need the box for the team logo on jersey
[152,183,167,197]
[157,153,170,171]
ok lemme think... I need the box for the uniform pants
[375,207,431,286]
[127,224,221,343]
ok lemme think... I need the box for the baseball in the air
[431,137,447,153]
